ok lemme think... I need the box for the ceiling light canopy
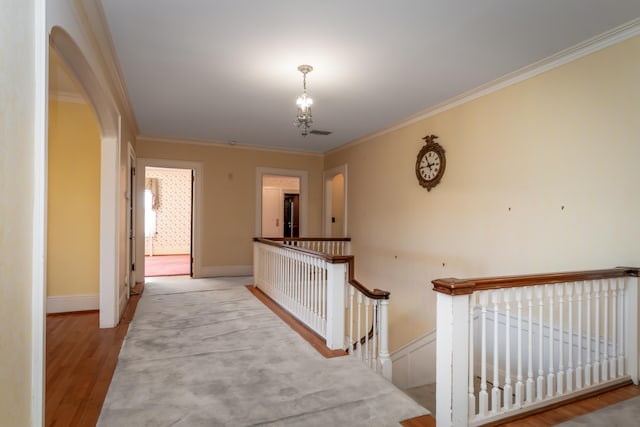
[295,64,313,136]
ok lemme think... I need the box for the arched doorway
[49,27,123,328]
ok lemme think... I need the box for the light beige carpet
[98,276,428,426]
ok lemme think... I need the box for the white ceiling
[98,1,640,153]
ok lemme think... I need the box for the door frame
[135,158,203,280]
[323,164,348,237]
[50,27,122,330]
[125,143,136,291]
[255,167,308,237]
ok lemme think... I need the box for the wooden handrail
[432,266,640,296]
[254,237,390,300]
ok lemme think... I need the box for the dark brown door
[283,193,300,238]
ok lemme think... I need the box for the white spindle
[585,281,592,386]
[576,282,583,389]
[357,292,363,358]
[557,283,565,395]
[593,280,601,384]
[618,279,625,377]
[365,297,371,365]
[372,300,378,369]
[526,287,534,403]
[349,286,354,352]
[567,283,574,393]
[602,279,609,381]
[469,293,476,418]
[491,290,501,414]
[547,284,555,398]
[479,291,488,417]
[611,279,618,377]
[503,289,512,411]
[537,285,545,401]
[515,288,524,408]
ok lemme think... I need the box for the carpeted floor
[98,276,429,426]
[145,254,190,277]
[555,395,640,426]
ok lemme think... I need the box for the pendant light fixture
[294,64,313,136]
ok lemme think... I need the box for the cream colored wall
[325,35,640,351]
[47,99,101,296]
[0,0,37,424]
[136,138,324,268]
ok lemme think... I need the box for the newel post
[379,299,392,380]
[434,278,474,427]
[253,240,260,287]
[326,261,347,349]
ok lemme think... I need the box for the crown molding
[327,18,640,156]
[137,134,324,157]
[76,0,139,134]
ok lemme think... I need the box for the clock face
[415,138,446,191]
[419,150,441,181]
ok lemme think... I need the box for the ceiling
[95,1,640,153]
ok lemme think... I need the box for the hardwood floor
[45,283,143,427]
[401,383,640,426]
[246,285,348,358]
[46,282,640,426]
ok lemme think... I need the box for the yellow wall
[325,35,640,351]
[136,138,324,268]
[0,0,37,423]
[47,100,101,296]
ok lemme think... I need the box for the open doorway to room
[261,175,301,238]
[144,166,193,277]
[255,167,308,238]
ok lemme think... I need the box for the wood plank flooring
[46,281,640,426]
[401,383,640,426]
[246,285,348,358]
[45,283,143,427]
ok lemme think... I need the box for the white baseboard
[47,294,99,314]
[198,265,253,278]
[391,329,437,390]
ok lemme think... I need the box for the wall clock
[415,134,446,191]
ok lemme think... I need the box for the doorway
[136,158,202,281]
[256,167,308,238]
[261,174,301,238]
[144,166,193,277]
[283,193,300,238]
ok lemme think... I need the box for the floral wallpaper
[145,167,192,255]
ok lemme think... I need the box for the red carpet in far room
[145,255,190,277]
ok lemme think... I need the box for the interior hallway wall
[324,35,640,352]
[0,0,39,422]
[47,99,101,297]
[136,138,324,273]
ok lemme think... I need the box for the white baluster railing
[274,237,351,256]
[253,238,391,379]
[433,268,639,427]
